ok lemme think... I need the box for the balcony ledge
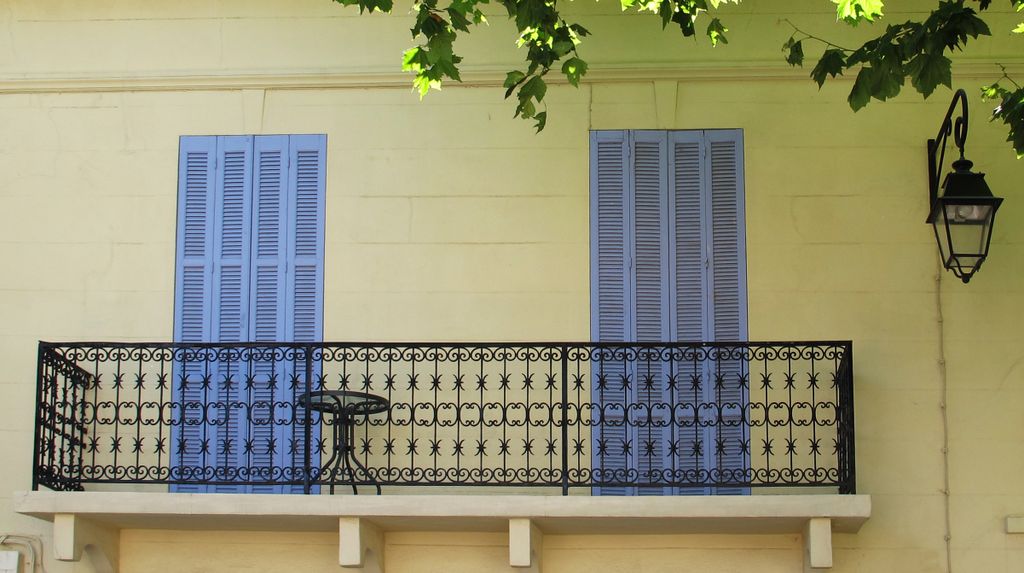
[14,490,869,534]
[15,491,870,572]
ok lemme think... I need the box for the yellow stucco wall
[118,530,806,573]
[1,0,1023,571]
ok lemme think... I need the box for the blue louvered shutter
[590,131,630,495]
[668,131,711,494]
[172,136,253,493]
[172,136,217,493]
[245,134,325,494]
[668,131,708,342]
[631,131,674,495]
[286,135,326,345]
[706,130,746,342]
[285,134,326,493]
[248,135,290,493]
[705,130,748,494]
[174,134,325,495]
[591,129,747,497]
[210,136,254,493]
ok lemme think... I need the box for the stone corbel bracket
[53,513,119,573]
[509,518,543,572]
[804,517,833,571]
[339,517,384,573]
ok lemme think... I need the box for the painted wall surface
[118,530,805,573]
[0,0,1023,572]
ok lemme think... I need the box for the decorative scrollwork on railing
[33,341,855,494]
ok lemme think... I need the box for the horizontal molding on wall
[0,60,1019,94]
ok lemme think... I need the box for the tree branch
[781,18,852,52]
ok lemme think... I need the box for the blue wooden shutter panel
[287,135,327,345]
[591,129,747,496]
[589,131,630,495]
[285,134,327,493]
[631,131,673,495]
[174,134,326,494]
[172,136,217,493]
[212,136,254,493]
[669,131,710,494]
[705,130,748,494]
[249,135,289,493]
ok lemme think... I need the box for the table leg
[321,412,344,495]
[345,418,382,495]
[339,416,359,495]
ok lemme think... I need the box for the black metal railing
[33,341,855,494]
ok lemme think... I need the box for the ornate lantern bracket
[926,89,1003,284]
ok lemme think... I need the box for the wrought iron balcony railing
[34,341,855,495]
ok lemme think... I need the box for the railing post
[303,345,313,495]
[32,342,46,491]
[560,345,569,496]
[843,342,856,494]
[72,366,86,492]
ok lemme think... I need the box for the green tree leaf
[931,2,990,51]
[983,82,1024,157]
[333,0,394,13]
[402,46,426,73]
[412,74,437,98]
[848,67,875,110]
[522,75,547,102]
[517,98,535,119]
[783,37,804,66]
[906,52,952,98]
[671,9,698,37]
[569,23,591,37]
[447,8,472,32]
[834,0,884,25]
[707,18,728,46]
[981,82,1008,102]
[503,71,528,91]
[810,49,846,87]
[533,111,548,132]
[561,57,589,87]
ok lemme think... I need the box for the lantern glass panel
[944,208,992,257]
[932,221,953,266]
[932,196,999,282]
[944,203,992,223]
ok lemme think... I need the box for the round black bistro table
[297,390,389,494]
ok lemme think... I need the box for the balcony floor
[15,490,870,534]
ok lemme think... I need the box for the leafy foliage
[783,36,805,66]
[330,0,1024,156]
[786,1,992,108]
[810,49,847,86]
[785,0,1024,155]
[833,0,884,25]
[334,0,743,131]
[983,74,1024,157]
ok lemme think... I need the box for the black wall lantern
[927,88,1003,283]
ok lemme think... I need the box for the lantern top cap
[939,158,998,201]
[951,157,974,172]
